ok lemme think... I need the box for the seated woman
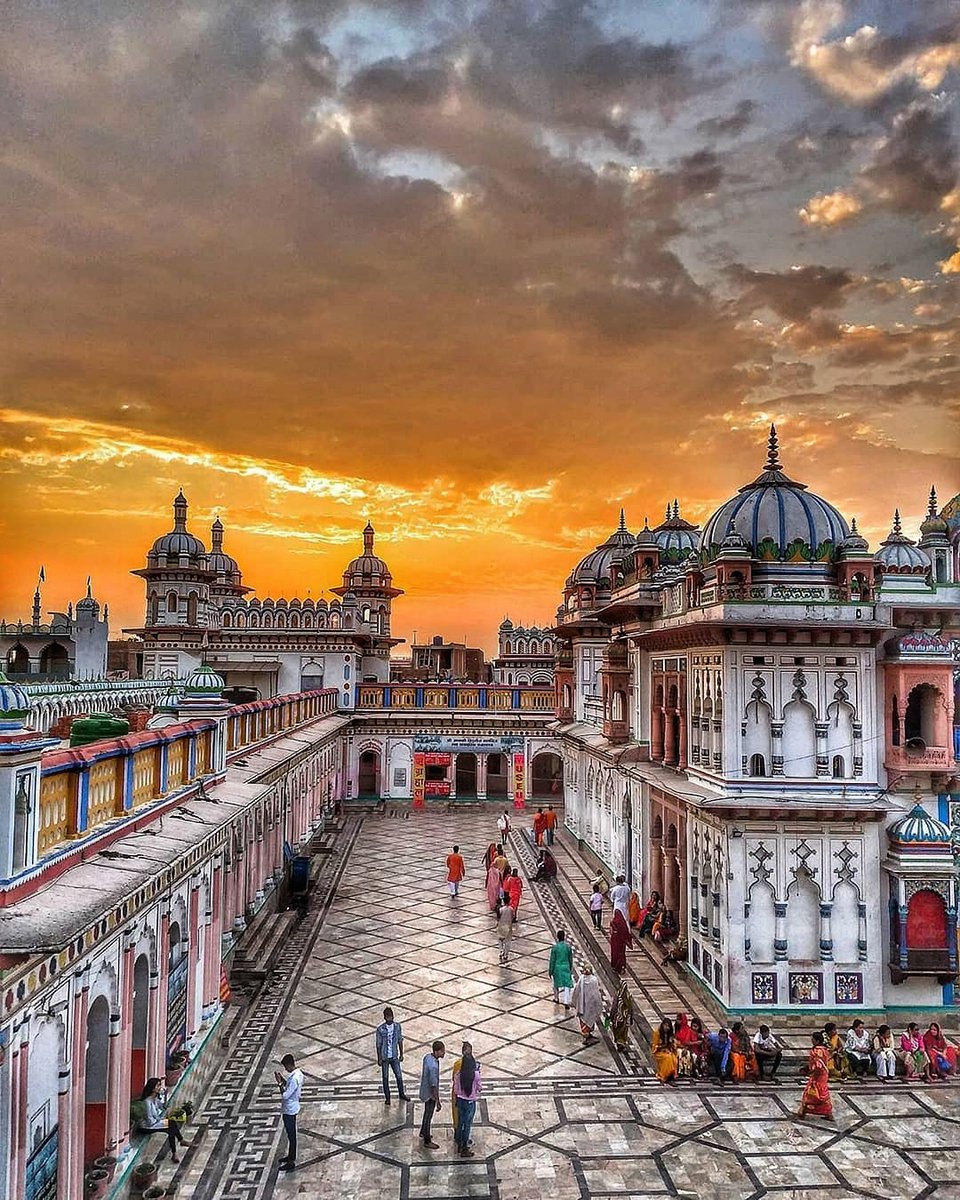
[651,908,677,944]
[873,1025,897,1082]
[900,1023,935,1083]
[138,1077,189,1163]
[923,1022,956,1078]
[636,891,664,938]
[824,1022,848,1082]
[651,1018,679,1086]
[675,1013,707,1078]
[730,1022,758,1082]
[533,849,558,883]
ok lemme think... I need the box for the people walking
[486,852,503,911]
[571,964,603,1044]
[798,1032,834,1120]
[609,981,634,1050]
[609,908,631,974]
[609,874,630,920]
[418,1040,445,1149]
[503,867,523,915]
[274,1054,304,1171]
[446,845,466,896]
[375,1007,409,1105]
[548,929,575,1012]
[533,807,547,846]
[497,810,511,840]
[452,1041,482,1158]
[497,898,515,963]
[544,805,558,845]
[589,883,604,930]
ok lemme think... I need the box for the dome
[941,489,960,533]
[208,517,241,579]
[838,517,869,555]
[75,578,100,615]
[700,426,849,563]
[919,486,949,540]
[184,663,226,695]
[653,500,699,562]
[342,522,392,583]
[0,670,29,723]
[566,510,636,587]
[887,803,951,848]
[150,491,207,560]
[635,517,659,548]
[874,511,931,573]
[499,617,514,630]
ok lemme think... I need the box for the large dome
[149,491,207,561]
[700,426,849,563]
[566,511,636,586]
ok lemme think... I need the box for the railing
[31,689,339,868]
[23,678,176,698]
[355,683,555,712]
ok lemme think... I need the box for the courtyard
[170,810,960,1200]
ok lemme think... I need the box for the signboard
[414,735,524,754]
[413,752,426,809]
[166,956,189,1059]
[512,752,526,810]
[423,752,452,766]
[425,780,451,797]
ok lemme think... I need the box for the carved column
[819,902,833,960]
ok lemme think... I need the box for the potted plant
[131,1161,158,1191]
[85,1167,110,1197]
[92,1154,117,1180]
[142,1188,167,1200]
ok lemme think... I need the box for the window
[749,753,766,777]
[166,592,178,613]
[832,755,845,779]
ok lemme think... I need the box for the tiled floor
[168,810,960,1200]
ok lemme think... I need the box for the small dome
[874,511,931,573]
[184,663,226,695]
[499,617,514,630]
[566,510,636,587]
[700,426,849,563]
[635,517,658,548]
[342,522,392,584]
[150,491,207,560]
[887,803,951,848]
[919,486,949,539]
[653,500,699,562]
[76,578,100,615]
[718,520,751,556]
[838,517,869,555]
[0,670,29,723]
[208,517,241,579]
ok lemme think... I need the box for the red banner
[423,752,452,766]
[425,780,451,796]
[413,752,426,809]
[512,751,526,810]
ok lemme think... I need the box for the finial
[643,516,650,530]
[86,576,92,598]
[928,485,938,517]
[672,499,680,519]
[665,504,670,521]
[892,509,902,536]
[765,423,782,471]
[617,508,627,532]
[851,517,858,534]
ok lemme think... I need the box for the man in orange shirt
[446,844,466,896]
[544,805,558,846]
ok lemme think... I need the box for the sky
[1,0,959,654]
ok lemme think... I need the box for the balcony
[355,683,555,713]
[890,948,956,983]
[885,744,953,773]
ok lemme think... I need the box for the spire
[617,508,627,532]
[928,485,938,517]
[672,499,680,520]
[173,489,188,530]
[892,509,903,536]
[665,504,670,521]
[86,576,92,599]
[764,423,782,471]
[851,517,859,534]
[643,516,650,530]
[211,516,224,550]
[363,521,375,553]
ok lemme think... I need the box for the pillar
[477,755,487,800]
[663,712,677,767]
[651,706,664,762]
[819,902,833,960]
[774,902,787,961]
[858,901,868,963]
[115,933,136,1156]
[70,969,89,1200]
[56,1063,73,1200]
[152,906,170,1077]
[104,1009,122,1155]
[677,715,687,769]
[10,1023,28,1200]
[187,881,201,1046]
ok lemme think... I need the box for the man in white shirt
[274,1053,304,1170]
[752,1024,782,1082]
[609,875,631,921]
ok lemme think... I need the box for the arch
[5,642,28,676]
[221,610,233,628]
[83,994,112,1165]
[166,591,179,614]
[148,592,160,625]
[612,688,626,722]
[235,611,247,628]
[187,591,199,625]
[531,751,563,798]
[826,699,855,778]
[358,749,381,798]
[904,683,941,745]
[275,613,286,629]
[743,699,772,776]
[785,870,821,961]
[747,880,776,963]
[303,613,314,629]
[27,1017,61,1175]
[891,695,900,746]
[131,951,151,1095]
[290,613,300,629]
[39,642,69,677]
[455,752,478,798]
[832,879,860,962]
[486,752,508,798]
[782,699,816,778]
[263,613,273,629]
[906,889,948,950]
[749,752,767,777]
[652,813,664,842]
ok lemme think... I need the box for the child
[589,883,604,930]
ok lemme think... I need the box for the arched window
[187,592,198,625]
[905,684,939,745]
[166,592,179,614]
[222,611,232,628]
[832,755,846,779]
[749,753,766,777]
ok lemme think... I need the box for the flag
[38,565,45,585]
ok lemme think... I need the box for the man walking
[376,1007,410,1104]
[446,845,466,896]
[274,1053,304,1172]
[418,1040,445,1149]
[609,874,631,922]
[545,804,558,845]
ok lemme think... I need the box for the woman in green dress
[548,929,575,1013]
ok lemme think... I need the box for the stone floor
[165,809,960,1200]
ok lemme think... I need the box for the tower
[132,491,214,628]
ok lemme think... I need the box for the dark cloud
[728,264,856,321]
[697,99,756,138]
[862,104,958,213]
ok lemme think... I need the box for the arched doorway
[532,752,563,798]
[166,921,188,1061]
[131,953,151,1097]
[83,995,111,1166]
[358,750,380,798]
[39,643,69,678]
[455,753,477,798]
[486,753,508,798]
[6,643,29,675]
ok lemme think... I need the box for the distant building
[0,579,108,680]
[492,618,555,685]
[393,634,488,682]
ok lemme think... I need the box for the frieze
[904,878,952,903]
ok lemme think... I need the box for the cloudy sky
[2,0,958,650]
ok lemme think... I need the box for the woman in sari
[900,1023,935,1083]
[651,908,677,945]
[571,965,603,1045]
[627,890,642,928]
[651,1017,679,1086]
[824,1022,848,1082]
[486,856,502,912]
[548,929,575,1011]
[636,891,664,938]
[482,842,497,872]
[610,908,632,974]
[923,1022,956,1078]
[798,1032,834,1120]
[676,1014,707,1077]
[730,1021,758,1082]
[609,981,633,1050]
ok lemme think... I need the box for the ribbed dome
[343,523,392,583]
[566,511,636,586]
[919,487,948,539]
[653,500,699,562]
[208,517,241,579]
[635,517,659,548]
[184,663,226,695]
[874,511,931,573]
[0,670,29,722]
[700,426,849,563]
[838,518,869,555]
[888,803,951,847]
[150,491,207,560]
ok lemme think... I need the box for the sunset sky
[2,0,959,653]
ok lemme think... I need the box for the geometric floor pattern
[172,809,960,1200]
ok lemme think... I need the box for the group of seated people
[824,1019,957,1083]
[649,1013,958,1086]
